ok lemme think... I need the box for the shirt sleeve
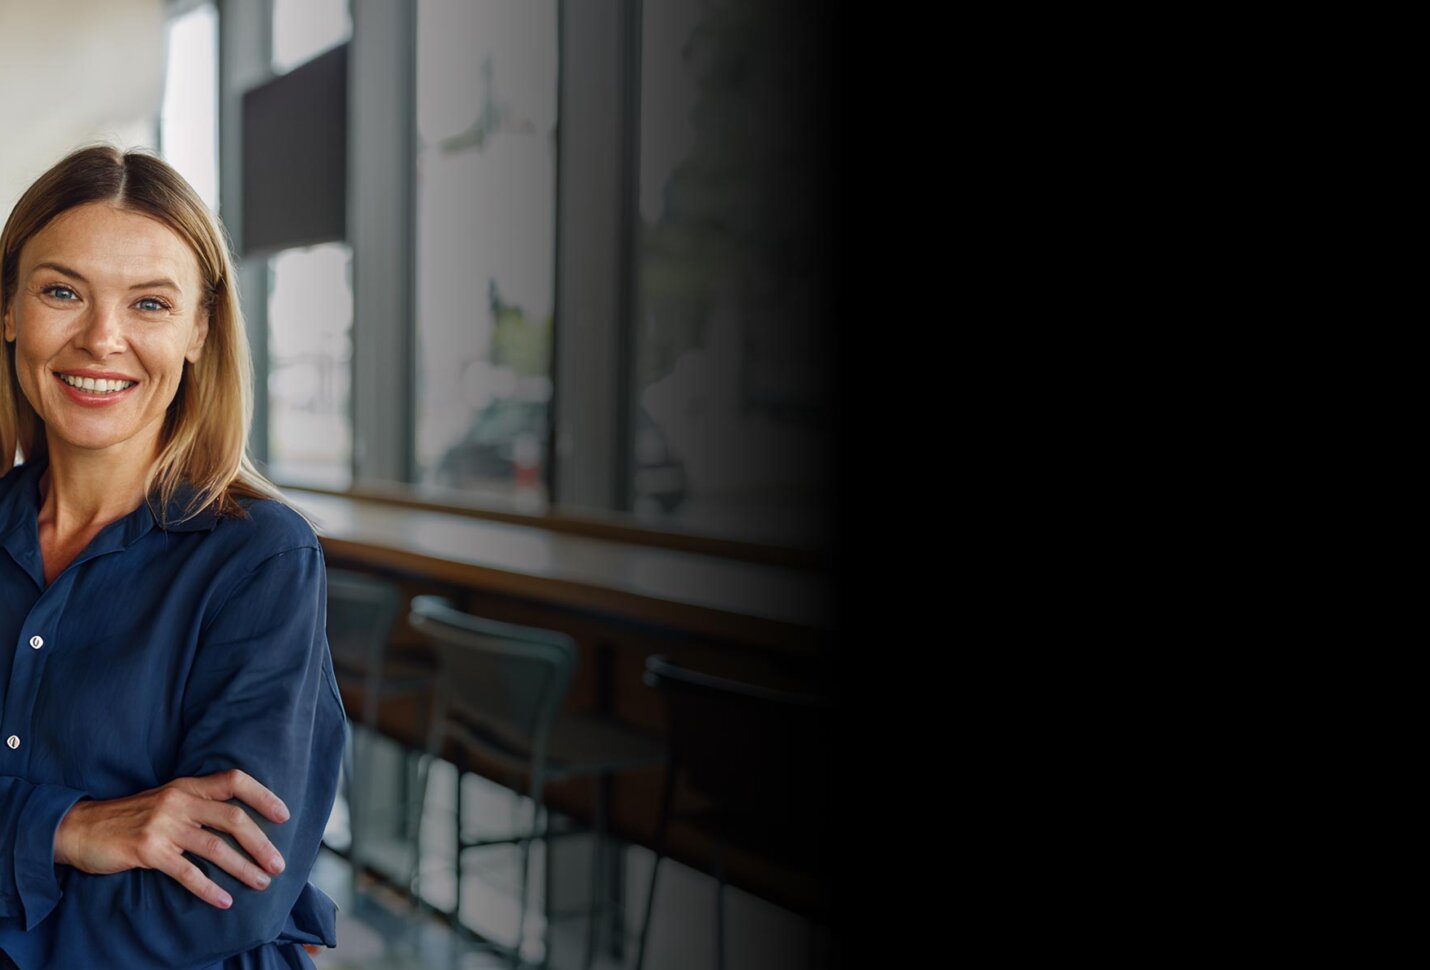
[0,778,89,923]
[17,544,347,969]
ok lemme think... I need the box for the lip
[52,371,140,407]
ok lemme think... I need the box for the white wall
[0,0,165,228]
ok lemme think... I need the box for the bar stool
[636,654,837,970]
[325,569,435,886]
[407,595,666,969]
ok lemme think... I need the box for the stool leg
[340,720,359,900]
[407,750,437,915]
[514,780,543,969]
[583,774,609,970]
[635,765,677,970]
[454,768,464,931]
[539,802,554,970]
[354,674,381,891]
[712,836,726,970]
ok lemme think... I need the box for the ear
[3,302,13,343]
[185,310,210,364]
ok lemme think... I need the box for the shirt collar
[147,478,222,533]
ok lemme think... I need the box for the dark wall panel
[241,43,348,256]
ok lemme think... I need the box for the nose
[74,303,127,358]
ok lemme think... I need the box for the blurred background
[1,1,843,968]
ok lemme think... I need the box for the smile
[58,374,137,394]
[53,372,140,406]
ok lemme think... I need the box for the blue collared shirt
[0,458,345,969]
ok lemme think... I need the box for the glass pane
[160,2,219,212]
[267,243,354,488]
[633,0,835,548]
[272,0,352,73]
[413,0,558,508]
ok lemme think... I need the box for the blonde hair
[0,144,286,524]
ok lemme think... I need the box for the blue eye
[43,284,78,301]
[136,297,170,312]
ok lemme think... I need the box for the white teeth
[60,374,135,393]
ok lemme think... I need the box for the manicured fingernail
[255,873,271,889]
[217,890,233,908]
[271,855,286,874]
[275,802,290,822]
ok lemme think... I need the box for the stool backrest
[643,654,835,843]
[325,569,403,675]
[408,595,575,758]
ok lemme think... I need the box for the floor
[306,745,833,970]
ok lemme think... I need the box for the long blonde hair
[0,145,286,524]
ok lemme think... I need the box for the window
[412,0,558,508]
[224,0,836,552]
[265,243,354,488]
[631,0,836,547]
[160,1,219,211]
[257,0,355,488]
[271,0,351,74]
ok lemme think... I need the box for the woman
[0,146,345,969]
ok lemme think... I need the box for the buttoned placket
[3,571,79,770]
[2,503,154,774]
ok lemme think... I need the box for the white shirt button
[6,736,19,750]
[29,636,43,649]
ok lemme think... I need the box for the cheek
[136,339,195,384]
[10,307,63,360]
[12,329,46,373]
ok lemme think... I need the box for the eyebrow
[31,261,87,283]
[31,261,182,292]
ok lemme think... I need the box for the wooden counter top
[286,488,837,653]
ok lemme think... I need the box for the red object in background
[513,432,540,490]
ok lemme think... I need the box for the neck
[38,436,160,535]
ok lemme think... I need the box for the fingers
[190,798,287,877]
[155,852,235,910]
[176,824,277,892]
[191,769,290,824]
[134,771,289,905]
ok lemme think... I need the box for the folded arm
[3,546,346,969]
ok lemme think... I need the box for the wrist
[53,797,91,867]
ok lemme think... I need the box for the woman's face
[3,202,209,462]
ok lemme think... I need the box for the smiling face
[2,202,209,464]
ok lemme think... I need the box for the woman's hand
[53,768,290,909]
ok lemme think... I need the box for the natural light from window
[160,2,219,212]
[272,0,352,73]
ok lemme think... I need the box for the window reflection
[633,0,835,547]
[413,0,557,508]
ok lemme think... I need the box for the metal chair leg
[454,768,465,930]
[349,671,381,896]
[635,763,678,970]
[514,780,544,969]
[583,774,609,970]
[712,838,726,970]
[539,802,554,970]
[339,719,359,901]
[407,749,436,915]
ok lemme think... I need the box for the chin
[43,420,139,453]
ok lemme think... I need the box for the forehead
[21,202,200,288]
